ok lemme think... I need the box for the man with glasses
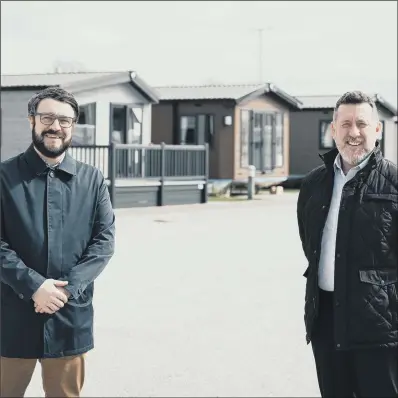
[0,87,116,397]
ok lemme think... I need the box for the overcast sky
[1,1,397,106]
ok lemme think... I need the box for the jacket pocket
[360,194,396,236]
[359,269,397,329]
[362,193,397,202]
[67,284,93,308]
[348,269,397,345]
[362,194,397,214]
[359,269,397,286]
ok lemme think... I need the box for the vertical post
[258,28,263,83]
[0,108,2,354]
[0,108,2,164]
[0,108,2,358]
[93,144,97,170]
[0,108,2,163]
[110,142,116,208]
[203,143,209,203]
[247,165,256,200]
[159,142,165,206]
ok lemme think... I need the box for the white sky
[1,1,397,106]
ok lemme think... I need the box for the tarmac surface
[26,192,320,397]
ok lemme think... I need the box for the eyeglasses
[35,113,76,128]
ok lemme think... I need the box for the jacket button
[336,343,341,348]
[336,253,340,258]
[335,300,340,307]
[49,171,54,178]
[18,293,24,299]
[380,280,385,285]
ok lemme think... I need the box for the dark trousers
[311,289,398,398]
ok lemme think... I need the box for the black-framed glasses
[35,113,76,128]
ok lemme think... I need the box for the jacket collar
[319,140,383,171]
[24,144,77,176]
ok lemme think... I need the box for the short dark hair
[28,86,80,120]
[333,90,378,121]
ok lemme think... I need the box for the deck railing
[68,142,209,205]
[112,144,207,180]
[69,145,109,178]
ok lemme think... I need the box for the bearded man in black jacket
[297,91,397,397]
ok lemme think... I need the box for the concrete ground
[26,192,320,397]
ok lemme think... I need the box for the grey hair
[333,91,379,121]
[27,86,80,120]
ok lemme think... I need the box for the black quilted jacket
[297,143,397,350]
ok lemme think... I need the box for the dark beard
[32,126,72,159]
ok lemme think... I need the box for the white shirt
[318,153,371,291]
